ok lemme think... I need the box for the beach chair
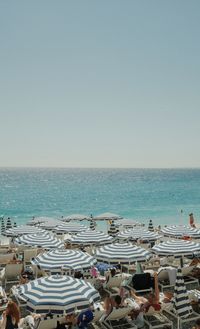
[130,273,153,294]
[144,306,173,329]
[100,306,136,329]
[104,275,123,296]
[0,253,16,265]
[23,248,38,266]
[163,308,200,329]
[2,263,23,288]
[34,316,58,329]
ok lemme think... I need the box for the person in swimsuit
[0,301,20,329]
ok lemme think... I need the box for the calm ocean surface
[0,168,200,228]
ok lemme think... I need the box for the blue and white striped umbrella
[32,249,97,273]
[65,229,114,245]
[95,242,151,264]
[15,233,64,249]
[148,219,154,231]
[117,228,161,241]
[53,223,87,234]
[14,275,100,314]
[152,239,200,257]
[4,225,46,237]
[108,220,118,236]
[94,212,123,221]
[61,214,90,222]
[173,267,192,318]
[116,219,142,228]
[161,225,200,239]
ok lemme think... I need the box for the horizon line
[0,166,200,170]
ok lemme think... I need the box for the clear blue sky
[0,1,200,168]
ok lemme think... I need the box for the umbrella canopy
[152,239,200,257]
[161,225,200,239]
[95,242,151,264]
[27,217,59,226]
[32,249,97,273]
[117,228,161,241]
[6,218,12,229]
[65,229,114,246]
[61,214,90,222]
[148,219,154,231]
[116,219,142,228]
[53,223,87,234]
[173,267,192,318]
[94,212,123,221]
[108,220,118,236]
[4,225,46,237]
[15,233,64,249]
[14,275,100,314]
[89,220,95,231]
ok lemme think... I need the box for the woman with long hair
[0,301,21,329]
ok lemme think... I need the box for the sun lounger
[100,306,136,329]
[0,253,16,264]
[23,248,38,266]
[163,308,200,329]
[0,263,23,288]
[144,306,173,329]
[104,275,123,296]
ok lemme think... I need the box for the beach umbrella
[95,242,151,264]
[6,218,12,229]
[173,267,192,319]
[89,220,95,231]
[13,221,17,227]
[53,223,87,234]
[148,219,154,231]
[27,217,61,228]
[94,212,123,221]
[32,249,97,273]
[15,232,64,249]
[65,229,114,246]
[116,219,142,228]
[1,218,5,234]
[152,239,200,257]
[4,225,46,237]
[61,214,90,222]
[108,220,118,236]
[117,228,161,241]
[14,275,100,314]
[161,225,200,239]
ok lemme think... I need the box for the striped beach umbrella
[15,233,64,249]
[117,219,142,228]
[4,225,46,237]
[13,221,17,227]
[152,239,200,257]
[14,275,100,314]
[108,220,118,236]
[6,218,12,229]
[94,212,123,221]
[148,219,154,231]
[161,225,200,239]
[173,267,192,318]
[1,218,5,234]
[89,220,95,231]
[117,228,161,241]
[53,223,87,234]
[65,229,114,246]
[95,242,151,264]
[32,249,97,273]
[61,214,90,222]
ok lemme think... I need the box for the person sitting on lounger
[104,295,123,314]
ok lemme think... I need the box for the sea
[0,168,200,229]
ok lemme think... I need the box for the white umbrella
[95,242,151,264]
[15,232,64,249]
[53,223,87,234]
[94,212,123,221]
[32,249,97,273]
[117,228,161,241]
[152,239,200,257]
[161,225,200,239]
[61,214,90,221]
[65,229,114,246]
[14,275,100,314]
[4,225,46,237]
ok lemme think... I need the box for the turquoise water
[0,168,200,227]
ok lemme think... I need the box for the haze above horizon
[1,1,200,168]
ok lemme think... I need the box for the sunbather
[104,295,123,314]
